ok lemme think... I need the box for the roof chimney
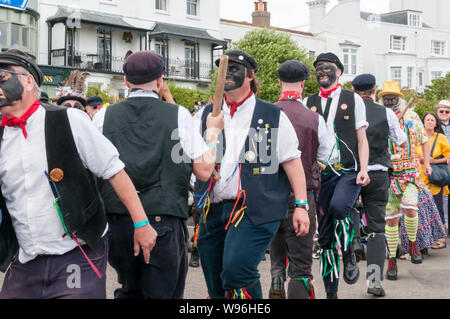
[307,0,329,33]
[252,0,270,26]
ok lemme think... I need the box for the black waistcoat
[364,99,391,168]
[195,99,291,226]
[306,90,359,169]
[99,97,193,219]
[0,103,106,272]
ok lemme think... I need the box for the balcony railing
[50,50,213,81]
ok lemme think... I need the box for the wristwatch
[295,200,309,211]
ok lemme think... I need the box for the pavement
[2,225,450,299]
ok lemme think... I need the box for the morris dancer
[269,60,333,299]
[304,52,370,299]
[378,81,432,280]
[0,49,156,299]
[194,50,310,299]
[352,74,407,296]
[93,51,224,299]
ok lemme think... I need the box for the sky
[220,0,390,29]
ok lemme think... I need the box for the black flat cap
[314,52,344,74]
[278,60,309,82]
[87,95,103,106]
[0,49,43,86]
[352,74,376,91]
[215,50,258,72]
[123,50,165,84]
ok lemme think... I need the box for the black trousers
[360,170,390,283]
[107,214,188,299]
[360,170,390,234]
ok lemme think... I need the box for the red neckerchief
[319,84,342,99]
[279,91,302,101]
[362,96,373,101]
[224,91,253,119]
[0,100,41,139]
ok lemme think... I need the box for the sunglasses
[439,110,450,114]
[0,69,29,80]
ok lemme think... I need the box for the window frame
[155,0,168,12]
[431,40,446,56]
[391,66,402,84]
[342,48,357,75]
[390,35,406,52]
[186,0,198,16]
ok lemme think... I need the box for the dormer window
[408,13,421,27]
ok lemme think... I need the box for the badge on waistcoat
[245,151,256,162]
[341,104,348,111]
[49,168,64,182]
[311,106,317,112]
[344,115,350,120]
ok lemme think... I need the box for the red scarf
[279,91,302,101]
[319,84,342,99]
[0,100,41,139]
[224,91,253,118]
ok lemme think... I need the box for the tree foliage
[167,82,210,112]
[208,29,319,103]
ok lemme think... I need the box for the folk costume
[269,60,333,299]
[0,49,123,298]
[380,81,429,280]
[304,53,368,298]
[194,51,302,299]
[352,74,407,297]
[93,51,209,299]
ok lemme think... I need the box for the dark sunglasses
[0,69,29,80]
[439,110,450,114]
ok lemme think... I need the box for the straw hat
[377,81,404,100]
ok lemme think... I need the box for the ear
[124,76,131,88]
[351,86,355,92]
[300,81,305,90]
[156,74,164,90]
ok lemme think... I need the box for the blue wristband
[134,219,150,229]
[206,142,217,152]
[295,200,308,205]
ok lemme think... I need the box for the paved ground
[2,225,450,299]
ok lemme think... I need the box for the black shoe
[409,241,423,264]
[367,285,386,297]
[189,247,200,268]
[352,238,365,262]
[343,251,360,284]
[386,258,398,280]
[268,276,286,299]
[326,292,338,299]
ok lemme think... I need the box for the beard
[0,74,24,108]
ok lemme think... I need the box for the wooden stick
[398,97,415,120]
[212,55,229,117]
[159,82,176,104]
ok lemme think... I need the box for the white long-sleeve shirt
[0,106,124,263]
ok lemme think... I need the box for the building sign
[39,65,72,86]
[0,0,29,11]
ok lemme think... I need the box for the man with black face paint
[0,49,157,299]
[304,52,370,299]
[194,50,310,299]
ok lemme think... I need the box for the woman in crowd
[413,111,450,250]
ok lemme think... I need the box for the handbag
[428,133,450,187]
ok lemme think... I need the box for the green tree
[167,82,209,112]
[208,29,318,103]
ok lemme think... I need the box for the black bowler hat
[352,74,376,91]
[215,50,258,72]
[314,52,344,73]
[0,49,43,86]
[87,95,103,106]
[278,60,309,82]
[123,50,165,84]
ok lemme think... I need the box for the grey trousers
[269,191,317,298]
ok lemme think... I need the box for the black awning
[149,22,227,47]
[47,6,147,32]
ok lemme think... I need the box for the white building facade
[300,0,450,91]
